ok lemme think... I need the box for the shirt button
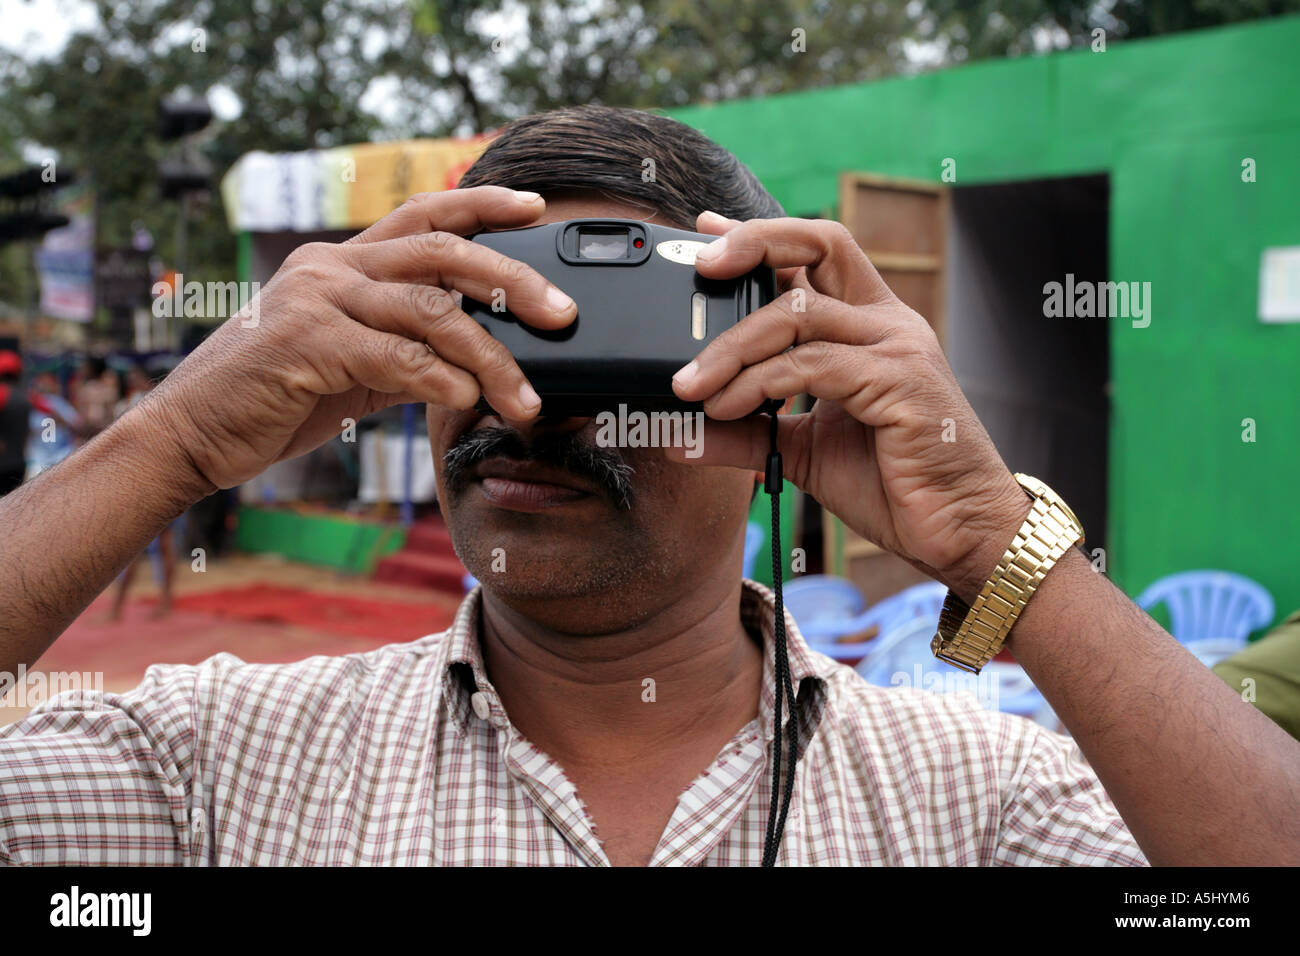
[471,691,491,721]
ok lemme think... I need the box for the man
[108,365,179,622]
[25,371,81,475]
[71,355,119,440]
[1214,610,1300,741]
[0,107,1297,866]
[0,352,75,495]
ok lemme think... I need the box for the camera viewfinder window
[578,230,627,260]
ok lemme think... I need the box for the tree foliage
[0,0,1294,313]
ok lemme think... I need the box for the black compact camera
[461,218,778,417]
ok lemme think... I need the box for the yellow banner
[347,135,494,228]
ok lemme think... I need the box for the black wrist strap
[760,411,796,867]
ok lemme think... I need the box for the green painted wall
[667,17,1300,625]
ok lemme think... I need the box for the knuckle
[390,336,432,374]
[427,366,480,409]
[401,191,436,210]
[316,276,364,316]
[824,220,855,247]
[410,284,458,324]
[782,286,820,317]
[498,256,536,287]
[282,243,335,279]
[419,230,457,258]
[476,338,518,378]
[287,241,334,265]
[707,329,748,369]
[795,341,836,375]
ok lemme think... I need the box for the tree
[914,0,1300,62]
[2,0,1295,319]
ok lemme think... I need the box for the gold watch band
[930,473,1084,674]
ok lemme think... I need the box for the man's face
[428,194,756,634]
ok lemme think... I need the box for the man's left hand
[669,211,1030,602]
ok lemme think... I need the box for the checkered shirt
[0,580,1146,866]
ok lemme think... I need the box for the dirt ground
[0,552,464,727]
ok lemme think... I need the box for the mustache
[443,425,636,510]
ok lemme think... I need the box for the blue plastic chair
[782,576,873,657]
[855,615,1052,724]
[853,615,941,686]
[1135,570,1274,665]
[786,578,947,662]
[871,580,948,630]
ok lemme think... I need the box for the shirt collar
[434,579,839,741]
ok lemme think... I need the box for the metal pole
[401,403,415,528]
[174,191,189,350]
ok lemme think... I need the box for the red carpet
[32,586,462,685]
[154,584,457,641]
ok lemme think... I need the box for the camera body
[462,218,777,417]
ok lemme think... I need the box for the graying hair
[458,105,784,228]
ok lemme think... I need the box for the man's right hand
[144,186,575,490]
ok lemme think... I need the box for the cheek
[427,407,466,496]
[427,407,468,461]
[628,450,751,521]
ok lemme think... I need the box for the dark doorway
[946,174,1111,553]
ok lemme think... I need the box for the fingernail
[695,236,726,262]
[699,210,728,225]
[519,381,542,412]
[673,360,699,389]
[513,190,541,203]
[547,287,575,314]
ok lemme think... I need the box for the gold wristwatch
[930,473,1084,674]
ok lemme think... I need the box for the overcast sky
[0,0,97,57]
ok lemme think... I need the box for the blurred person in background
[72,355,120,440]
[0,352,76,494]
[108,362,178,622]
[1215,611,1300,741]
[25,370,82,477]
[114,362,152,419]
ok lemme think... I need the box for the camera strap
[760,411,796,867]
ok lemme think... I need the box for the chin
[451,518,645,593]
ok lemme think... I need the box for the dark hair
[458,106,783,227]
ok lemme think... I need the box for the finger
[693,218,890,307]
[700,341,897,422]
[335,324,483,411]
[672,290,875,402]
[331,280,543,420]
[344,230,576,330]
[696,210,740,236]
[697,211,803,287]
[345,186,546,245]
[663,413,808,472]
